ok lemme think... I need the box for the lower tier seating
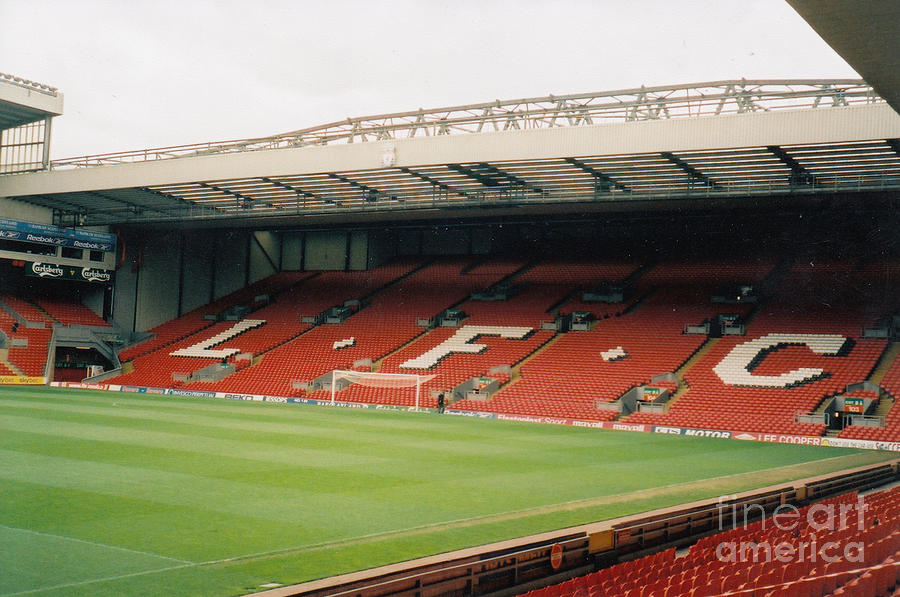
[90,255,900,440]
[0,294,53,377]
[6,327,52,376]
[330,260,637,409]
[841,352,900,442]
[117,270,323,362]
[523,485,900,597]
[626,336,886,436]
[625,260,892,435]
[184,257,520,397]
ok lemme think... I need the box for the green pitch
[0,386,894,597]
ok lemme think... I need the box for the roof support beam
[563,158,629,192]
[138,187,221,216]
[261,177,327,205]
[766,145,818,187]
[660,152,721,189]
[447,163,544,195]
[887,138,900,158]
[83,190,167,215]
[199,181,254,209]
[327,173,381,202]
[400,167,475,200]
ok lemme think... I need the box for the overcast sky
[1,0,859,160]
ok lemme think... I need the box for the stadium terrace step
[667,336,720,404]
[874,394,896,420]
[0,349,25,376]
[27,299,60,324]
[870,342,900,387]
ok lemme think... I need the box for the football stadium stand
[338,259,622,408]
[0,293,53,377]
[184,257,519,398]
[116,270,319,362]
[109,257,434,391]
[457,258,772,421]
[97,249,900,442]
[29,295,110,327]
[625,259,894,435]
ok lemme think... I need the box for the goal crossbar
[330,370,437,410]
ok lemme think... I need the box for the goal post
[330,370,437,410]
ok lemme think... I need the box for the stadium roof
[1,80,899,228]
[0,72,63,131]
[0,73,64,175]
[788,0,900,116]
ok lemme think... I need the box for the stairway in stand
[0,348,26,376]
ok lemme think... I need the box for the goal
[329,370,437,410]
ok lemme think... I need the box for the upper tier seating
[29,295,110,327]
[523,485,900,597]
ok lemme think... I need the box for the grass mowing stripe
[1,564,195,597]
[2,386,896,596]
[4,452,877,597]
[0,397,553,457]
[137,450,889,568]
[0,411,387,468]
[0,393,546,455]
[0,523,193,597]
[0,525,192,564]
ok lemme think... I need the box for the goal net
[330,370,437,410]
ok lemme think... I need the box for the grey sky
[1,0,858,160]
